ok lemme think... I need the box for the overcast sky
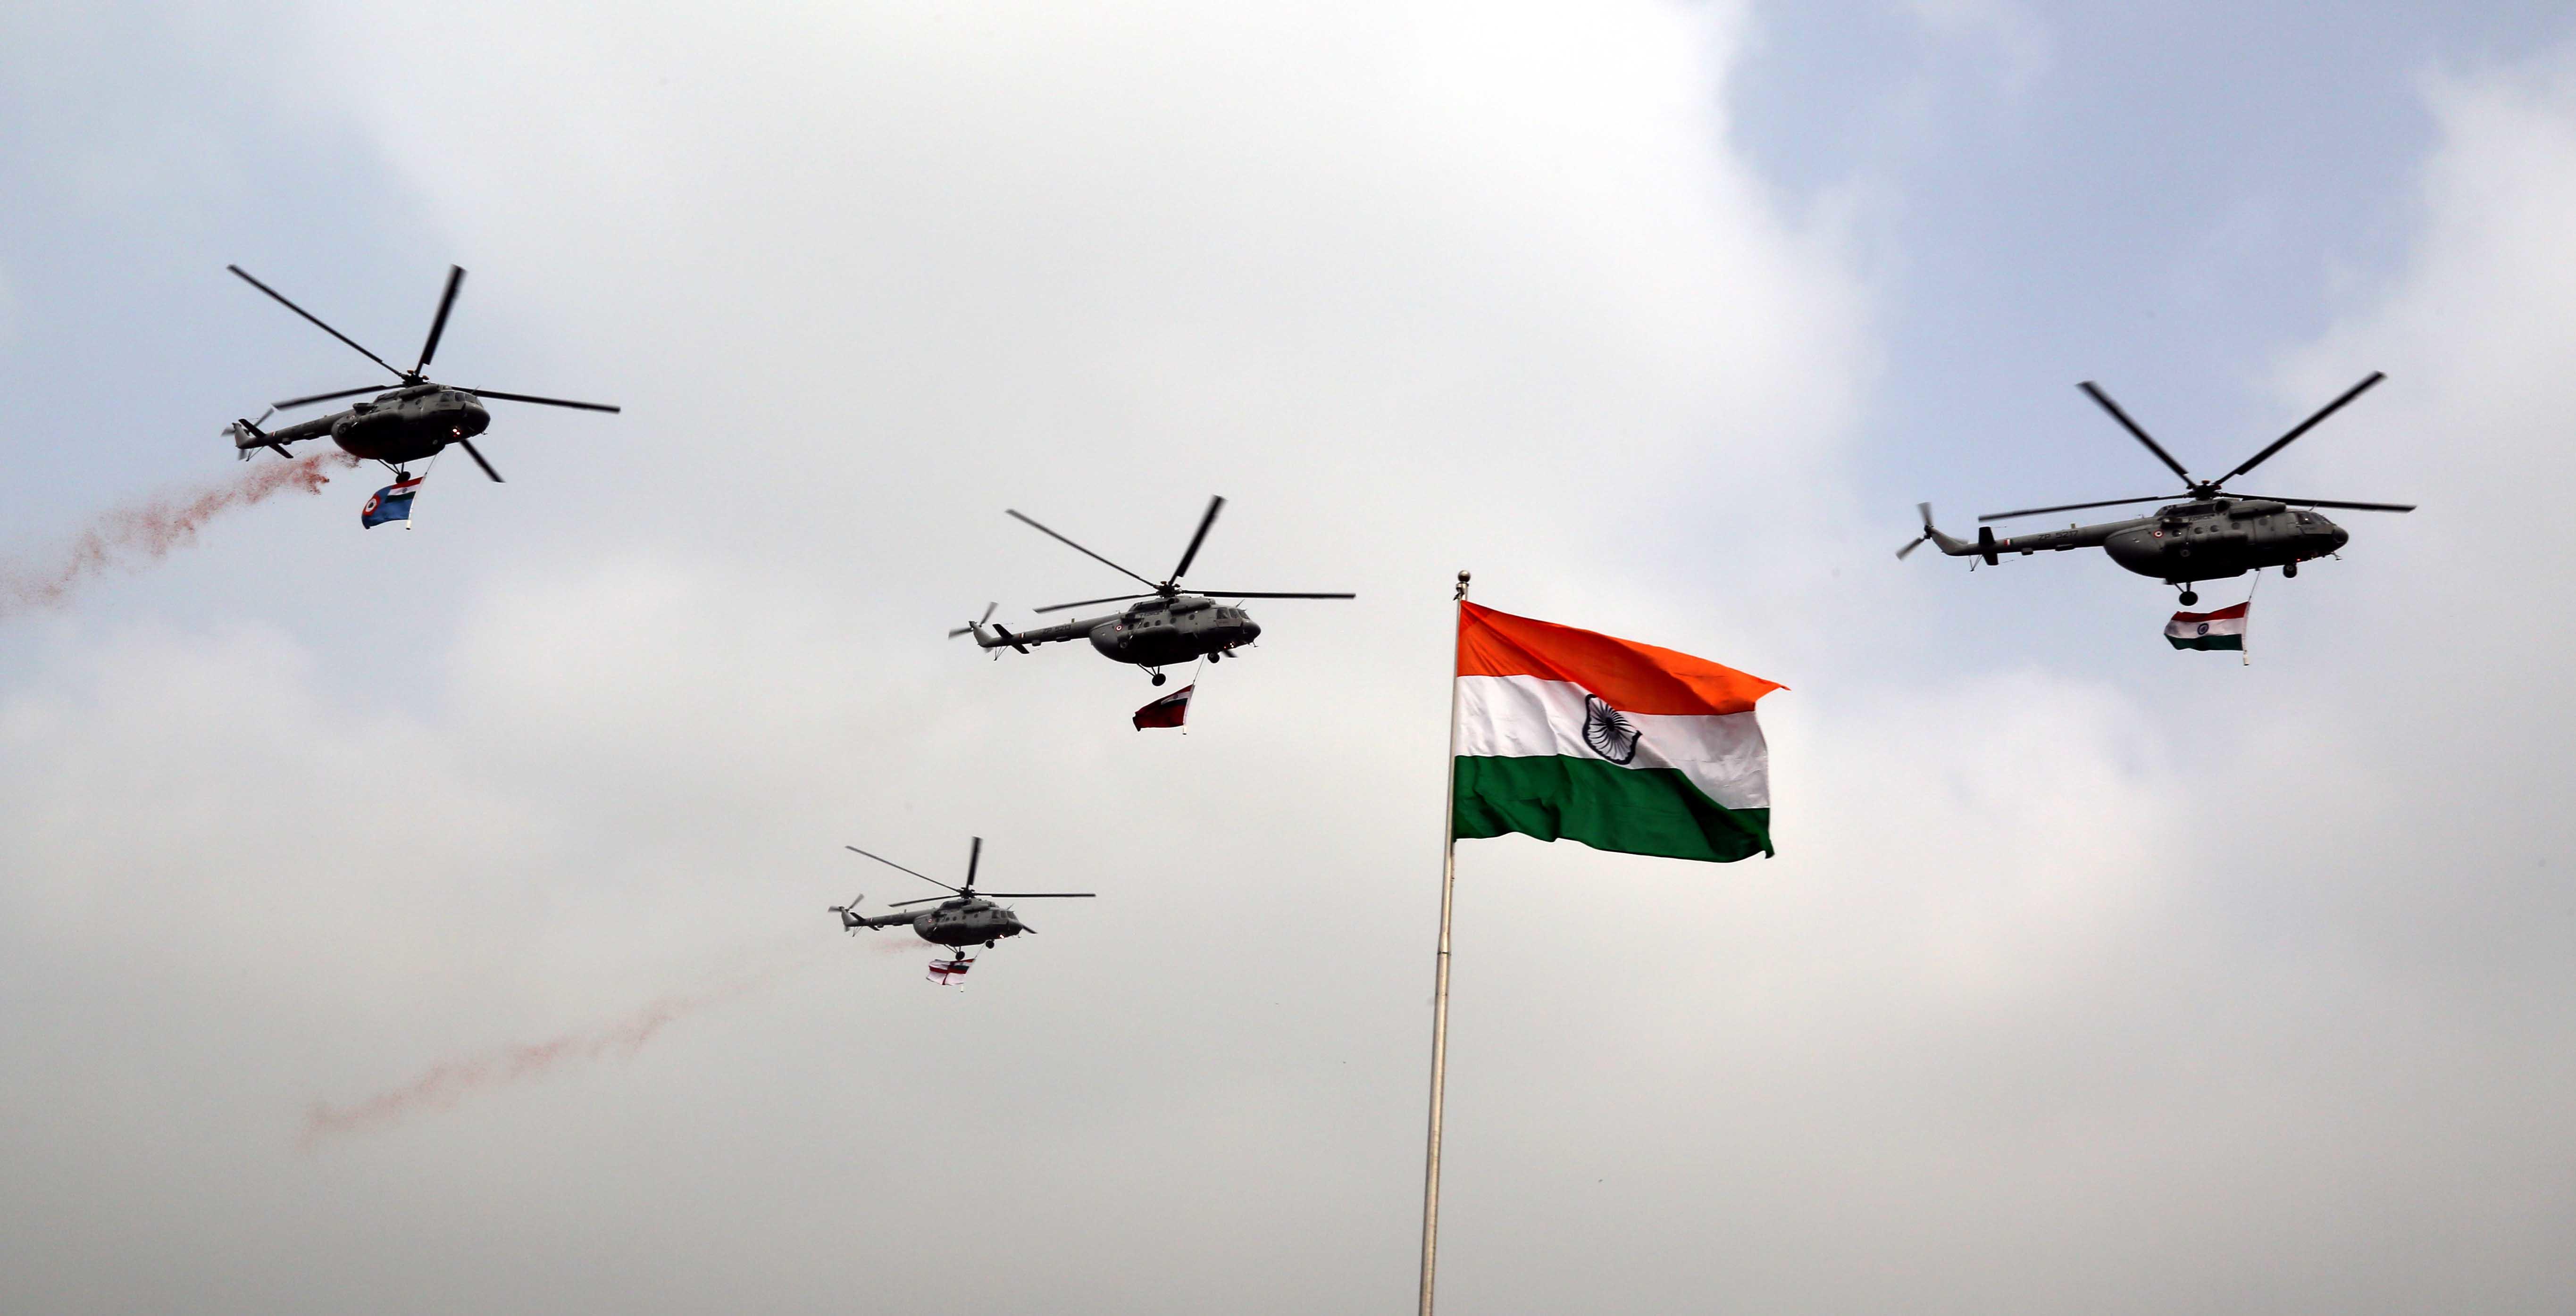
[5,2,2574,1312]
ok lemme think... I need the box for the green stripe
[1453,755,1772,863]
[2165,635,2244,650]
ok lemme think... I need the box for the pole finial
[1454,570,1470,601]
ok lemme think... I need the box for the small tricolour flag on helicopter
[2165,601,2249,651]
[1452,602,1783,863]
[927,956,974,985]
[360,475,423,529]
[1133,683,1194,730]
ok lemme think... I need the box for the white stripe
[1455,674,1770,809]
[2164,614,2248,639]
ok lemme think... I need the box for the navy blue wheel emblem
[2196,622,2211,635]
[1581,693,1642,765]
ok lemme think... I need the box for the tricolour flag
[2165,601,2249,651]
[361,475,423,529]
[1133,683,1193,730]
[1453,602,1783,862]
[927,956,974,985]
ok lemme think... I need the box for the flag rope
[2243,569,2260,667]
[1418,569,1469,1316]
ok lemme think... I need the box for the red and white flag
[927,956,974,984]
[1132,683,1194,730]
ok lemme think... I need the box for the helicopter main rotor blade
[889,895,950,907]
[273,384,389,410]
[1171,495,1225,583]
[2215,372,2386,485]
[459,388,622,413]
[454,438,504,483]
[965,836,981,891]
[1188,590,1358,600]
[2077,382,2195,484]
[845,844,966,893]
[977,892,1096,898]
[228,265,408,382]
[1005,509,1160,590]
[2231,495,2417,513]
[1977,495,2175,523]
[414,265,465,375]
[1032,593,1155,614]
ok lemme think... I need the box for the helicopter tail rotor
[947,602,997,639]
[1895,502,1937,560]
[828,892,868,934]
[226,409,286,460]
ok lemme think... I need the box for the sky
[3,2,2574,1312]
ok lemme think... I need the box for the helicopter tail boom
[227,411,336,460]
[967,616,1098,653]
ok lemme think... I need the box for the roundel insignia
[1580,693,1643,765]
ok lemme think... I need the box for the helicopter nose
[1243,618,1262,641]
[2330,524,2350,550]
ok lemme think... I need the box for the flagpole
[1419,568,1469,1316]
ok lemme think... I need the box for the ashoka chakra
[1581,693,1643,765]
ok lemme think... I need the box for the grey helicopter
[953,495,1355,685]
[831,836,1093,960]
[223,264,618,483]
[1898,372,2414,604]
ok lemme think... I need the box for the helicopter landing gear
[1150,670,1167,686]
[2283,560,2299,579]
[2177,589,2198,606]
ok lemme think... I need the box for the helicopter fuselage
[237,384,492,468]
[852,896,1029,948]
[1939,499,2350,585]
[974,594,1263,668]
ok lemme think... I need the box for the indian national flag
[2165,601,2249,651]
[1453,602,1783,863]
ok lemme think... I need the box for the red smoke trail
[301,947,824,1147]
[0,451,359,615]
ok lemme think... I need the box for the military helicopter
[953,495,1355,685]
[830,836,1094,965]
[1899,373,2414,604]
[223,264,618,483]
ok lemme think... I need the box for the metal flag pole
[1419,568,1469,1316]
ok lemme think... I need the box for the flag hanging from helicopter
[2165,601,2250,651]
[1451,602,1782,862]
[927,956,974,985]
[1133,683,1194,730]
[360,475,422,529]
